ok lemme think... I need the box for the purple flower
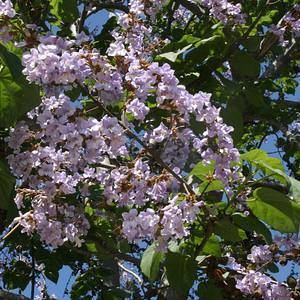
[247,245,272,264]
[126,99,150,121]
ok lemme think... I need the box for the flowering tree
[0,0,299,299]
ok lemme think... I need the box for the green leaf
[86,242,97,253]
[232,213,272,244]
[45,267,60,284]
[0,44,23,81]
[267,263,279,273]
[50,0,79,24]
[241,149,286,183]
[198,180,224,194]
[0,44,40,127]
[248,188,299,233]
[242,36,262,52]
[230,51,260,79]
[257,10,279,26]
[202,234,221,257]
[0,67,40,127]
[214,218,247,242]
[158,44,192,62]
[140,243,164,281]
[198,280,223,300]
[222,104,244,143]
[186,35,225,63]
[244,85,267,110]
[3,261,31,290]
[288,177,300,203]
[190,162,215,181]
[165,253,197,294]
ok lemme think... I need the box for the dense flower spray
[7,0,240,251]
[3,0,299,299]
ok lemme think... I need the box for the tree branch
[0,290,30,300]
[261,40,298,79]
[175,0,205,17]
[249,181,289,194]
[86,1,129,19]
[70,246,140,266]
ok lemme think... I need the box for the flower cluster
[22,35,91,85]
[201,0,245,24]
[289,120,300,134]
[173,5,193,26]
[0,0,15,18]
[247,245,272,264]
[226,252,291,299]
[0,0,15,43]
[269,4,300,46]
[7,94,128,247]
[7,0,240,250]
[236,271,290,300]
[19,195,90,248]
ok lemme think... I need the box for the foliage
[0,0,299,299]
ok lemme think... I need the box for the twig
[86,1,129,20]
[69,245,140,266]
[117,260,143,284]
[175,0,205,17]
[261,40,298,79]
[0,223,20,242]
[78,3,88,33]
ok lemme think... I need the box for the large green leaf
[242,150,300,201]
[0,44,40,127]
[202,234,221,257]
[288,177,300,203]
[247,188,299,233]
[241,149,286,183]
[0,67,40,127]
[140,243,164,281]
[186,35,225,63]
[232,213,272,244]
[50,0,79,24]
[222,104,244,143]
[3,261,31,290]
[190,162,215,181]
[0,44,23,81]
[165,252,197,294]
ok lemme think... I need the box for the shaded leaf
[230,51,260,79]
[165,253,197,294]
[202,234,221,257]
[214,218,247,242]
[141,243,164,281]
[232,213,272,244]
[198,280,223,300]
[50,0,79,24]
